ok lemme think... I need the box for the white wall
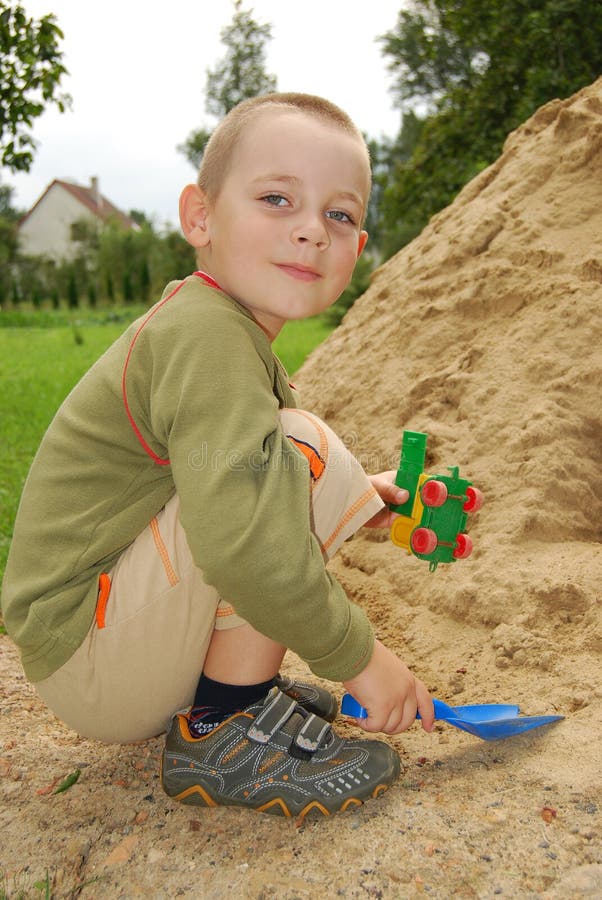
[18,184,98,260]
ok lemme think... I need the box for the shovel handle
[341,693,451,721]
[341,694,367,718]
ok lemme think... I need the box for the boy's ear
[357,230,369,258]
[179,184,211,248]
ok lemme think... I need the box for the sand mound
[297,78,602,790]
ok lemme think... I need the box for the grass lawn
[272,314,333,376]
[0,312,334,587]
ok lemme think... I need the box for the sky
[6,0,405,229]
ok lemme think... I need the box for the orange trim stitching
[321,487,380,554]
[215,606,235,617]
[150,517,179,586]
[95,573,111,629]
[121,282,186,467]
[290,409,329,465]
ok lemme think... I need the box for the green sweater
[1,276,373,683]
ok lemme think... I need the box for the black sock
[188,674,276,736]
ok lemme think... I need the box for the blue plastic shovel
[341,694,564,741]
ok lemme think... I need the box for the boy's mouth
[276,263,321,282]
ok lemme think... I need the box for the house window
[70,220,91,243]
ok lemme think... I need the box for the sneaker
[274,674,338,722]
[162,688,400,821]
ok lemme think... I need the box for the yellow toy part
[390,473,429,552]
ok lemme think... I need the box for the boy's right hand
[342,640,434,735]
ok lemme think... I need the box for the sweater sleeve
[125,287,374,681]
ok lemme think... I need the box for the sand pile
[297,78,602,790]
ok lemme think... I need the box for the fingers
[381,483,409,506]
[356,697,419,736]
[363,507,401,529]
[355,714,400,735]
[346,681,434,736]
[365,471,410,528]
[416,683,435,733]
[368,471,409,506]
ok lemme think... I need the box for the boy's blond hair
[198,92,371,203]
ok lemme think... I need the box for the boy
[1,93,433,820]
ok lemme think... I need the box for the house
[18,177,138,260]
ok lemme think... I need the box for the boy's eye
[326,210,355,224]
[262,194,289,207]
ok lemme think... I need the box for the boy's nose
[291,216,330,249]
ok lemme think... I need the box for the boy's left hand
[364,470,408,528]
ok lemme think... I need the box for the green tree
[0,180,20,303]
[0,1,70,172]
[91,220,194,306]
[366,110,425,256]
[179,0,277,169]
[324,252,374,327]
[378,0,602,255]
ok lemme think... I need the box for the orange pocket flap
[95,573,111,629]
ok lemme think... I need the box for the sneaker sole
[162,773,397,821]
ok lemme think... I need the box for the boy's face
[181,110,370,338]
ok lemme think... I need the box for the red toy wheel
[411,527,438,555]
[421,479,448,507]
[453,533,473,559]
[463,486,484,513]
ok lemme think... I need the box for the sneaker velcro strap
[293,713,331,754]
[247,689,297,744]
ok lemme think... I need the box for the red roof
[19,178,137,230]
